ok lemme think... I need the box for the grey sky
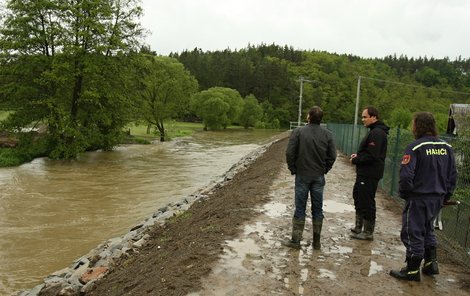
[140,0,470,59]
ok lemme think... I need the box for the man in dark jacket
[350,106,389,240]
[390,112,457,282]
[283,106,337,250]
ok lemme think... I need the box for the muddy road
[86,134,470,296]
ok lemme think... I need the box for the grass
[127,121,205,141]
[126,121,246,141]
[0,111,11,121]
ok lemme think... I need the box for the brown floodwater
[0,129,282,295]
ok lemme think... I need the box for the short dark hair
[308,106,323,124]
[364,106,379,119]
[413,112,438,139]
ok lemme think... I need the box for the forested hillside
[172,44,470,130]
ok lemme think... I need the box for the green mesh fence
[327,123,470,264]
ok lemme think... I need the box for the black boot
[390,254,422,282]
[312,219,323,250]
[422,246,439,275]
[350,214,363,234]
[351,219,374,240]
[281,217,305,249]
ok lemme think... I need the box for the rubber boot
[351,219,374,240]
[281,217,305,249]
[390,254,423,281]
[312,219,323,250]
[350,214,363,234]
[422,246,439,275]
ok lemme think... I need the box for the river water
[0,129,283,295]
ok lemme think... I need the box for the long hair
[308,106,323,124]
[413,112,438,139]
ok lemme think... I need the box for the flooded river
[0,129,283,295]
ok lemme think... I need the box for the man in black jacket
[390,112,457,281]
[283,106,337,250]
[350,106,389,240]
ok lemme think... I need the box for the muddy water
[0,129,282,295]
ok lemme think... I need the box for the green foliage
[0,133,49,167]
[133,55,199,141]
[446,126,470,203]
[387,108,412,128]
[239,94,263,129]
[0,0,144,158]
[174,45,470,129]
[190,87,243,130]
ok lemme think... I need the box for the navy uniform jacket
[286,123,337,177]
[352,121,389,180]
[399,135,457,200]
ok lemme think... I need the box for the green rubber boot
[281,217,305,249]
[312,219,323,250]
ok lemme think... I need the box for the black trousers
[400,198,441,258]
[352,175,379,221]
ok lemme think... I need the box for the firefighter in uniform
[390,112,457,282]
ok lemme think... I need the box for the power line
[359,75,470,97]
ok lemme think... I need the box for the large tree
[0,0,144,158]
[190,87,243,130]
[239,94,262,129]
[135,55,198,141]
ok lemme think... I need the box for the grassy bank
[0,121,249,167]
[127,121,205,142]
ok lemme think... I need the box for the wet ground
[86,135,470,296]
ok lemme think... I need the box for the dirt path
[86,134,470,296]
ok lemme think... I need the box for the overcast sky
[140,0,470,60]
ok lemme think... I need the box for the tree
[239,94,262,129]
[0,0,144,158]
[135,55,198,141]
[388,108,412,129]
[209,87,244,127]
[190,87,243,130]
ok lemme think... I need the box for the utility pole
[352,76,361,149]
[297,76,316,127]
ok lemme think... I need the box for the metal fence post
[390,127,401,196]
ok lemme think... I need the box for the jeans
[294,174,326,220]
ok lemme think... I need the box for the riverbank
[0,121,206,167]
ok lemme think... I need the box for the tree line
[1,0,469,160]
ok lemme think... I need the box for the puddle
[323,200,354,213]
[261,202,288,218]
[215,238,262,275]
[243,222,277,247]
[368,260,383,276]
[300,268,308,283]
[318,268,336,280]
[328,245,353,254]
